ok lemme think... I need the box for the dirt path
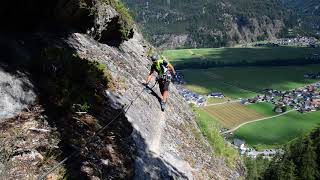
[222,109,297,134]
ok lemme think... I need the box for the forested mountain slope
[282,0,320,36]
[123,0,292,48]
[283,0,320,15]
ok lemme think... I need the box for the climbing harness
[160,101,167,112]
[38,81,158,180]
[155,57,169,75]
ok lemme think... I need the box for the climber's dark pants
[158,79,170,95]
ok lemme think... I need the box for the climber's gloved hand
[142,82,152,93]
[143,82,149,86]
[142,82,150,90]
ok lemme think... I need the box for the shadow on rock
[143,83,163,104]
[0,34,136,179]
[133,130,189,180]
[0,30,190,179]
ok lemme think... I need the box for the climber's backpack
[155,57,172,82]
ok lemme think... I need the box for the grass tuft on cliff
[194,107,238,167]
[102,0,134,40]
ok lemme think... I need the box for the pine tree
[245,157,259,180]
[255,156,269,179]
[263,155,281,180]
[281,160,297,180]
[310,127,320,169]
[299,137,318,180]
[288,137,305,171]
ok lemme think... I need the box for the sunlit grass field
[180,65,319,98]
[203,103,265,129]
[207,97,231,104]
[234,106,320,148]
[168,46,320,149]
[246,102,277,116]
[163,47,320,66]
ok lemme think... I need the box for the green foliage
[123,0,291,47]
[299,137,318,179]
[79,102,91,112]
[193,108,238,166]
[102,0,134,40]
[282,0,320,37]
[262,128,320,180]
[245,156,270,180]
[32,48,112,113]
[245,127,320,180]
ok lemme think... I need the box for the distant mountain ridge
[124,0,293,48]
[282,0,319,15]
[281,0,320,36]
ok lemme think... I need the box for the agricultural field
[206,66,320,92]
[203,103,265,129]
[246,102,277,116]
[234,108,320,148]
[168,46,320,149]
[181,65,320,98]
[207,97,231,105]
[166,46,320,99]
[193,107,238,164]
[163,47,320,66]
[181,69,257,98]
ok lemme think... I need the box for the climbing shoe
[161,101,167,112]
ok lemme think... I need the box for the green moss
[101,0,134,40]
[79,102,91,112]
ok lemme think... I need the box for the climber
[145,53,176,111]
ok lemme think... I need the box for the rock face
[0,66,36,121]
[0,0,133,46]
[63,30,242,180]
[0,0,243,179]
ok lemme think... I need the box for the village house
[208,92,224,98]
[176,85,206,107]
[240,99,249,105]
[245,149,280,159]
[172,71,186,85]
[233,139,245,149]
